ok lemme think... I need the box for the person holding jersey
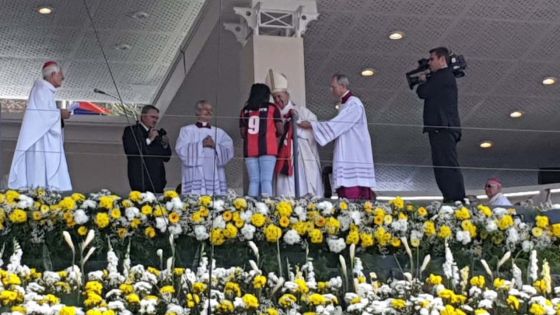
[239,83,283,197]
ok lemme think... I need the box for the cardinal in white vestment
[8,61,72,191]
[265,69,323,198]
[299,73,376,200]
[175,100,234,195]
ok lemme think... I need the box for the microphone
[93,88,119,100]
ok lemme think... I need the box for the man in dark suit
[416,47,465,203]
[122,105,171,193]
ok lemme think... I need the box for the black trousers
[428,130,466,203]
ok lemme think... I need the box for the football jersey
[240,103,281,157]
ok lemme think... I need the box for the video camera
[406,53,467,89]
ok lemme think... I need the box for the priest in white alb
[8,61,72,191]
[299,73,376,200]
[175,100,234,195]
[266,69,323,198]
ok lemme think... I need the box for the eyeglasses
[485,184,496,189]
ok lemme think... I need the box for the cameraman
[122,105,171,193]
[416,47,465,203]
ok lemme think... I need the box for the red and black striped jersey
[240,103,281,157]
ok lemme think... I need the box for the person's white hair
[42,61,61,79]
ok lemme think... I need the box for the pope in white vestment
[175,101,234,195]
[266,70,323,197]
[8,62,72,191]
[300,74,375,200]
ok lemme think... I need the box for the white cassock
[175,124,234,195]
[275,101,323,197]
[310,94,375,190]
[8,79,72,191]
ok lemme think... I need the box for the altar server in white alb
[299,73,376,200]
[8,61,72,191]
[265,69,323,198]
[175,100,234,195]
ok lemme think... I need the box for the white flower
[486,220,497,232]
[483,290,498,301]
[141,192,157,203]
[255,202,269,215]
[194,225,209,241]
[349,211,361,225]
[283,229,301,245]
[155,217,168,233]
[165,197,183,211]
[240,210,253,221]
[294,206,307,221]
[317,201,334,216]
[522,240,534,252]
[169,224,182,236]
[327,237,346,253]
[456,230,471,245]
[72,209,89,224]
[529,250,539,282]
[439,205,454,216]
[214,199,225,211]
[328,276,343,289]
[241,224,256,240]
[391,219,408,232]
[16,194,34,208]
[506,229,519,244]
[124,207,139,221]
[522,285,537,295]
[212,216,226,229]
[493,207,507,217]
[81,199,97,209]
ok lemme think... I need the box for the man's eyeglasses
[485,184,496,189]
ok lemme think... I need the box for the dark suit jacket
[122,123,172,193]
[416,67,461,139]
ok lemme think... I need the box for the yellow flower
[391,298,407,309]
[552,223,560,237]
[160,285,175,294]
[59,197,77,211]
[417,207,428,217]
[130,218,141,229]
[532,227,544,238]
[191,211,204,223]
[470,275,485,288]
[265,224,282,242]
[293,221,308,235]
[383,214,393,225]
[279,216,290,228]
[193,282,207,294]
[242,293,259,309]
[438,225,452,239]
[222,211,233,221]
[267,308,279,315]
[276,201,293,217]
[360,232,374,248]
[314,215,327,227]
[117,228,128,239]
[9,209,27,223]
[219,300,234,312]
[279,294,297,307]
[308,293,327,305]
[60,306,77,315]
[169,212,181,224]
[346,230,360,245]
[186,293,200,308]
[223,223,238,239]
[391,237,401,247]
[233,198,248,210]
[251,213,266,227]
[85,281,103,295]
[398,212,408,221]
[119,283,134,294]
[497,215,514,230]
[253,275,267,289]
[154,205,167,217]
[309,228,323,244]
[536,215,549,229]
[5,190,20,204]
[211,228,225,245]
[145,226,156,238]
[2,273,21,286]
[32,211,42,221]
[225,282,242,297]
[455,207,471,220]
[390,197,404,209]
[339,201,348,211]
[295,278,309,293]
[493,278,508,290]
[325,217,340,235]
[164,190,179,199]
[530,303,546,315]
[141,205,153,216]
[199,195,212,207]
[99,196,118,210]
[95,212,110,229]
[507,295,520,310]
[128,191,142,202]
[109,208,121,219]
[122,199,133,208]
[84,291,103,307]
[477,205,493,217]
[126,293,140,304]
[427,274,443,285]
